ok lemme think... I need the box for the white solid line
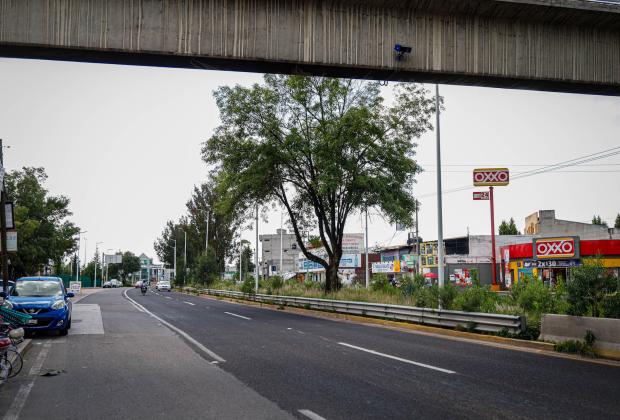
[123,289,225,362]
[338,342,456,374]
[298,409,327,420]
[29,342,51,375]
[165,296,172,299]
[224,312,251,320]
[3,382,35,420]
[184,301,196,306]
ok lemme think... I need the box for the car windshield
[11,280,63,297]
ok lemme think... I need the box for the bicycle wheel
[0,357,12,382]
[6,348,22,378]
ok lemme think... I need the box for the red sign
[534,237,578,259]
[473,191,489,200]
[473,168,509,186]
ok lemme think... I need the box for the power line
[416,146,620,198]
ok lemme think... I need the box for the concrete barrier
[540,314,620,360]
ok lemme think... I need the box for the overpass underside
[1,0,619,95]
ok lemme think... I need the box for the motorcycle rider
[140,281,148,295]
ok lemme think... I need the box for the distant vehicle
[1,277,74,336]
[109,279,121,288]
[103,281,112,288]
[156,281,171,292]
[134,281,142,288]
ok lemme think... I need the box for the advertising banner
[533,237,580,260]
[473,168,510,186]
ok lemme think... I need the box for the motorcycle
[140,284,148,296]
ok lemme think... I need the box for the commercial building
[297,233,379,284]
[501,238,620,286]
[372,245,420,279]
[525,210,620,240]
[259,229,300,277]
[138,253,168,283]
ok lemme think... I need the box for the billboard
[372,261,400,273]
[473,168,509,186]
[104,254,123,264]
[533,237,580,260]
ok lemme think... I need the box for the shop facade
[501,238,620,286]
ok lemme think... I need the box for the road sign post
[473,168,509,290]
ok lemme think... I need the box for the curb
[181,290,620,366]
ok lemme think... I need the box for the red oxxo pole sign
[473,168,509,290]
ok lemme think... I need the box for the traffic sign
[473,191,490,200]
[473,168,509,186]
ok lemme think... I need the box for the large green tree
[203,75,436,291]
[5,167,80,278]
[498,218,520,235]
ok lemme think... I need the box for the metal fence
[196,288,525,334]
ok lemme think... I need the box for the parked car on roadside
[134,281,142,288]
[109,279,121,288]
[103,281,112,288]
[1,277,73,336]
[156,281,171,292]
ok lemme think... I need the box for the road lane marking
[184,301,195,306]
[224,312,251,320]
[4,342,53,420]
[338,342,456,374]
[298,409,327,420]
[165,296,172,299]
[29,342,52,375]
[123,289,225,362]
[3,382,35,420]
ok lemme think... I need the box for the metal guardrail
[193,288,525,334]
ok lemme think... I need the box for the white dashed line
[165,296,172,299]
[184,301,195,306]
[224,312,251,320]
[298,409,327,420]
[124,289,225,362]
[338,342,456,374]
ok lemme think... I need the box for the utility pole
[255,204,259,293]
[279,209,283,276]
[239,241,242,283]
[435,84,445,309]
[94,242,103,287]
[205,209,209,254]
[365,207,369,288]
[0,139,9,293]
[173,239,177,282]
[183,231,187,284]
[415,200,420,275]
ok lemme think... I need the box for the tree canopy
[5,167,80,277]
[498,218,520,235]
[592,215,608,227]
[614,213,620,229]
[154,181,237,285]
[203,75,436,291]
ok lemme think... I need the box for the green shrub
[554,331,597,358]
[371,274,394,293]
[453,286,496,313]
[567,258,617,317]
[240,278,256,295]
[601,293,620,319]
[439,284,457,309]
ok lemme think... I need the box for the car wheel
[67,318,72,330]
[59,327,68,336]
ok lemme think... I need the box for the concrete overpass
[1,0,619,95]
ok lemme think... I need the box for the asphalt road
[1,288,619,420]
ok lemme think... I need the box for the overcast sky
[1,57,619,263]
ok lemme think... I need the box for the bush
[509,275,568,324]
[601,293,620,319]
[567,258,617,317]
[554,330,597,358]
[400,275,425,297]
[371,274,394,293]
[240,277,256,295]
[453,286,496,313]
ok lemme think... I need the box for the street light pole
[76,230,87,282]
[255,204,259,293]
[279,209,283,276]
[205,209,209,254]
[0,139,9,293]
[94,242,103,287]
[173,239,177,282]
[184,231,187,284]
[435,84,445,309]
[365,207,369,289]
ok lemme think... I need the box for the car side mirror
[66,292,75,298]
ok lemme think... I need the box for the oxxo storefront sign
[533,237,580,260]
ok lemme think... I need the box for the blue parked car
[1,277,74,335]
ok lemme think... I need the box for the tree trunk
[325,259,340,292]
